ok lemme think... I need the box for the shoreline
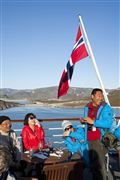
[24,103,85,108]
[0,100,120,110]
[24,103,120,109]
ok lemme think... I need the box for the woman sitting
[62,120,89,166]
[22,113,47,151]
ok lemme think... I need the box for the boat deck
[11,118,120,180]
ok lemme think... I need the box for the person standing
[80,88,114,180]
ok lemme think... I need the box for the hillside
[0,100,20,110]
[108,89,120,106]
[0,87,92,101]
[0,87,119,109]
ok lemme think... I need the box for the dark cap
[0,116,11,125]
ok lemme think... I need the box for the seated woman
[0,116,21,162]
[21,113,47,151]
[62,120,89,166]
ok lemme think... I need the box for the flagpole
[79,16,110,105]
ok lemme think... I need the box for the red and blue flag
[58,25,89,98]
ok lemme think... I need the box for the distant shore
[24,100,89,108]
[0,99,120,110]
[0,100,20,110]
[1,87,120,109]
[24,102,120,109]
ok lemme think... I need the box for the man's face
[0,120,11,133]
[92,91,104,106]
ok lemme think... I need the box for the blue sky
[0,0,119,90]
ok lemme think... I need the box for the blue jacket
[114,125,120,140]
[84,102,114,139]
[64,125,89,165]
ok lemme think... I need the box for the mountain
[0,87,119,107]
[0,100,20,110]
[108,89,120,106]
[0,87,91,100]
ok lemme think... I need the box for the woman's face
[65,125,74,132]
[28,116,36,126]
[0,120,11,133]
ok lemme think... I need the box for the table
[22,150,70,165]
[22,150,82,178]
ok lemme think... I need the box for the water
[0,106,84,119]
[0,106,119,119]
[0,106,120,148]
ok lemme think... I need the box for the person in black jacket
[0,116,21,162]
[0,145,17,180]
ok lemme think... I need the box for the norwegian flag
[58,25,89,98]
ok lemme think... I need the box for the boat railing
[12,118,83,146]
[11,117,120,146]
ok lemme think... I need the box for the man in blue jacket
[62,120,89,166]
[80,88,114,180]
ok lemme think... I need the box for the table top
[22,150,81,165]
[22,150,69,165]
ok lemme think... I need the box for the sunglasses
[65,125,73,131]
[29,116,36,120]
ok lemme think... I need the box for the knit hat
[0,116,10,125]
[62,120,72,130]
